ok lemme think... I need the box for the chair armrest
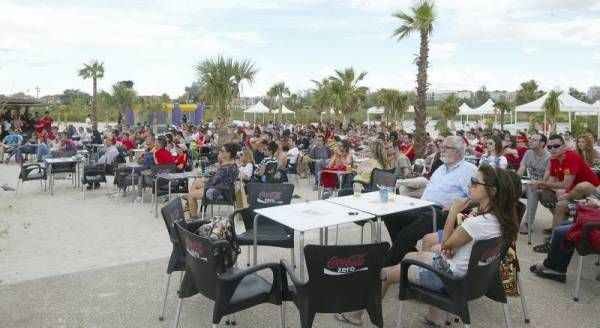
[401,258,460,283]
[219,262,281,283]
[281,259,304,287]
[203,185,235,203]
[399,258,465,301]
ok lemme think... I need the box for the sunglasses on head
[486,142,495,145]
[470,177,491,187]
[547,144,562,149]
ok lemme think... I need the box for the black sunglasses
[470,177,490,187]
[547,144,562,149]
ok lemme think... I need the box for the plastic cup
[387,186,396,201]
[379,187,388,203]
[353,183,362,198]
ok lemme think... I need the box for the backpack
[195,216,241,268]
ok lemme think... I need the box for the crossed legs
[187,179,205,219]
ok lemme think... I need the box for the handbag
[564,204,600,251]
[234,178,248,209]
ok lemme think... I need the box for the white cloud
[522,47,541,54]
[593,53,600,60]
[430,42,457,59]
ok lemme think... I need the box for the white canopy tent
[515,92,598,134]
[270,105,296,120]
[243,101,271,122]
[473,99,496,115]
[458,103,475,124]
[366,106,384,124]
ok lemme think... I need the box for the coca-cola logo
[324,253,368,276]
[478,245,501,266]
[186,240,207,261]
[257,191,282,203]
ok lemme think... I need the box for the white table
[44,157,85,196]
[326,191,436,242]
[254,200,374,280]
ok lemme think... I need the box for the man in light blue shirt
[0,130,24,163]
[382,136,477,266]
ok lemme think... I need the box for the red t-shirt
[122,139,134,150]
[154,148,175,164]
[40,116,53,130]
[34,118,44,134]
[175,153,188,167]
[400,144,415,162]
[549,150,600,192]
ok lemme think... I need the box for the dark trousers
[382,206,448,267]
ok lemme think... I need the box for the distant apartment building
[489,91,516,102]
[588,86,600,100]
[427,90,472,102]
[40,95,61,105]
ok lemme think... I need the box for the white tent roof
[595,100,600,107]
[244,101,270,113]
[458,103,473,116]
[407,105,415,113]
[472,99,496,115]
[280,105,295,115]
[366,106,385,114]
[515,92,597,113]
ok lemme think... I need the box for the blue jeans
[543,223,574,273]
[14,145,36,161]
[36,143,49,161]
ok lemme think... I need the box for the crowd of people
[3,109,600,325]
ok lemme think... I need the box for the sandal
[542,227,553,235]
[417,314,444,328]
[530,264,566,283]
[334,313,363,326]
[533,242,551,253]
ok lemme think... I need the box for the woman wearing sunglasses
[336,165,519,327]
[479,135,508,169]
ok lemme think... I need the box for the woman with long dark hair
[336,165,519,326]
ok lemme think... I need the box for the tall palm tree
[544,90,561,134]
[438,94,460,131]
[78,60,105,130]
[494,99,513,131]
[392,0,435,159]
[310,78,334,120]
[328,67,369,126]
[196,56,258,123]
[515,80,544,105]
[267,81,291,123]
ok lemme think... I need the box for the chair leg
[159,273,172,321]
[360,225,364,244]
[573,254,584,302]
[395,301,403,328]
[15,179,20,195]
[596,255,599,266]
[246,246,251,267]
[279,302,286,328]
[172,298,183,328]
[516,273,530,323]
[290,247,296,269]
[502,302,512,328]
[335,225,339,245]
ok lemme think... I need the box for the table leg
[49,164,54,196]
[319,228,323,245]
[154,177,159,217]
[299,231,305,281]
[324,227,328,245]
[131,168,135,198]
[377,215,382,242]
[253,214,260,266]
[431,206,437,232]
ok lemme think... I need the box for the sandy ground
[1,162,600,327]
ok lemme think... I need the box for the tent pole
[569,112,572,132]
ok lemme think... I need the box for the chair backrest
[247,183,294,210]
[175,222,232,301]
[463,237,508,301]
[161,198,186,243]
[370,168,397,190]
[304,242,389,313]
[263,161,281,183]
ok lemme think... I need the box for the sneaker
[533,242,551,253]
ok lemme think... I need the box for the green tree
[515,80,544,105]
[392,0,436,159]
[375,89,410,125]
[195,56,258,123]
[473,85,489,107]
[438,94,460,130]
[267,81,291,123]
[78,60,105,130]
[310,78,334,120]
[543,90,561,134]
[184,82,202,103]
[568,87,592,104]
[327,67,369,127]
[111,82,137,128]
[494,99,513,131]
[59,89,90,106]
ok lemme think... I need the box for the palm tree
[78,60,105,130]
[543,90,561,134]
[327,67,369,126]
[376,89,408,124]
[267,81,291,123]
[196,56,258,123]
[515,80,544,105]
[392,0,436,159]
[494,99,513,131]
[310,78,334,120]
[439,94,460,130]
[111,82,137,128]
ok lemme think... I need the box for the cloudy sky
[1,0,600,98]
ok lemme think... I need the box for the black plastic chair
[81,164,107,199]
[573,221,600,302]
[281,243,390,328]
[15,163,46,194]
[200,184,237,218]
[263,161,283,183]
[148,164,180,202]
[173,222,284,328]
[232,183,295,266]
[158,198,207,321]
[397,237,511,328]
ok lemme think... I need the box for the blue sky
[1,0,600,98]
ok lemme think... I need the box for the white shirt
[287,147,300,164]
[98,145,119,164]
[479,154,508,169]
[446,213,501,276]
[239,163,254,180]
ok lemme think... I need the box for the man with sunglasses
[529,134,600,252]
[516,133,551,234]
[382,136,477,266]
